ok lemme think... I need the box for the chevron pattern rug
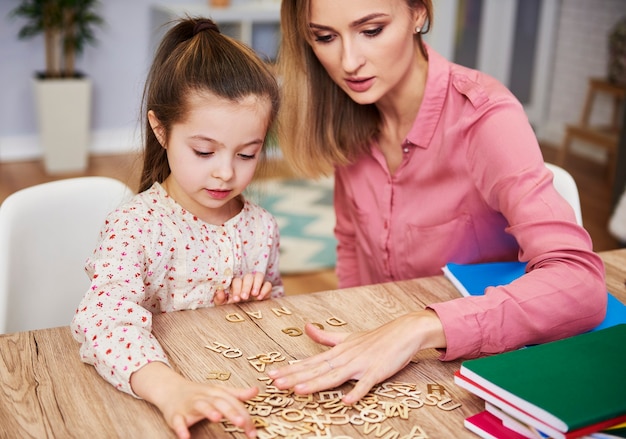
[246,177,337,274]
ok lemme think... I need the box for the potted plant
[10,0,104,173]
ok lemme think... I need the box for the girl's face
[150,92,271,224]
[308,0,425,105]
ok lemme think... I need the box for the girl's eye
[363,27,383,37]
[194,150,213,157]
[238,153,256,160]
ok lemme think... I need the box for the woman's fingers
[268,328,353,394]
[269,312,442,405]
[304,323,348,346]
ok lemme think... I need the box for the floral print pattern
[71,182,283,395]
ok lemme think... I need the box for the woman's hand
[131,362,258,439]
[267,310,446,404]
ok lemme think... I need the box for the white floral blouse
[71,182,283,395]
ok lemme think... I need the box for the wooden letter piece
[282,327,303,337]
[281,408,305,422]
[380,401,409,419]
[317,390,344,402]
[437,397,462,411]
[206,371,231,381]
[222,348,242,358]
[271,306,292,317]
[246,310,263,319]
[401,396,424,409]
[363,422,396,436]
[225,312,245,322]
[426,383,447,396]
[204,341,229,353]
[358,408,386,424]
[326,316,347,326]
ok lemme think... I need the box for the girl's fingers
[171,413,191,439]
[229,278,242,302]
[239,273,256,300]
[211,387,259,436]
[213,288,227,306]
[246,272,264,299]
[255,281,273,300]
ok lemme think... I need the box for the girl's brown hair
[277,0,433,178]
[139,17,280,192]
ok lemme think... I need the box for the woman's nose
[342,39,365,73]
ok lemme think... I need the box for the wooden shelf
[559,78,626,183]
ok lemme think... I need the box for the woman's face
[308,0,424,105]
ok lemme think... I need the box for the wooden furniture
[559,77,626,183]
[1,250,625,438]
[613,92,626,208]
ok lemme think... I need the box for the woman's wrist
[404,309,447,351]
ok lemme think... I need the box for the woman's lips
[345,76,374,92]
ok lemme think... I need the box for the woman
[268,0,606,405]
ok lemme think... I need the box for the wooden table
[2,250,625,438]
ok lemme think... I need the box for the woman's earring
[415,26,422,34]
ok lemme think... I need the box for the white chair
[545,162,583,226]
[0,176,133,334]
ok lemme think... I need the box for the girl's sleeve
[334,169,360,288]
[70,209,170,396]
[430,89,606,360]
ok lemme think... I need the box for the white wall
[0,0,254,162]
[538,0,625,161]
[1,0,625,163]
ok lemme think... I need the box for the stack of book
[441,261,626,438]
[454,323,626,438]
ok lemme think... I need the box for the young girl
[71,18,282,438]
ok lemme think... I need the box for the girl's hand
[228,272,272,302]
[131,362,258,439]
[267,310,446,405]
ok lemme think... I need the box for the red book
[465,410,530,439]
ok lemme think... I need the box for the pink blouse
[71,182,283,395]
[334,46,606,360]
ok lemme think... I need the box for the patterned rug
[246,177,337,274]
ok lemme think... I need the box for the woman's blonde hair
[277,0,433,178]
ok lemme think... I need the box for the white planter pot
[33,77,92,174]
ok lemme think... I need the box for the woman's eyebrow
[350,13,388,27]
[309,13,388,31]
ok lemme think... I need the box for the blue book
[442,260,626,332]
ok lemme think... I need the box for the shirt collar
[405,44,450,149]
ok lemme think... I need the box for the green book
[459,324,626,434]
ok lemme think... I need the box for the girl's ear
[148,110,167,148]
